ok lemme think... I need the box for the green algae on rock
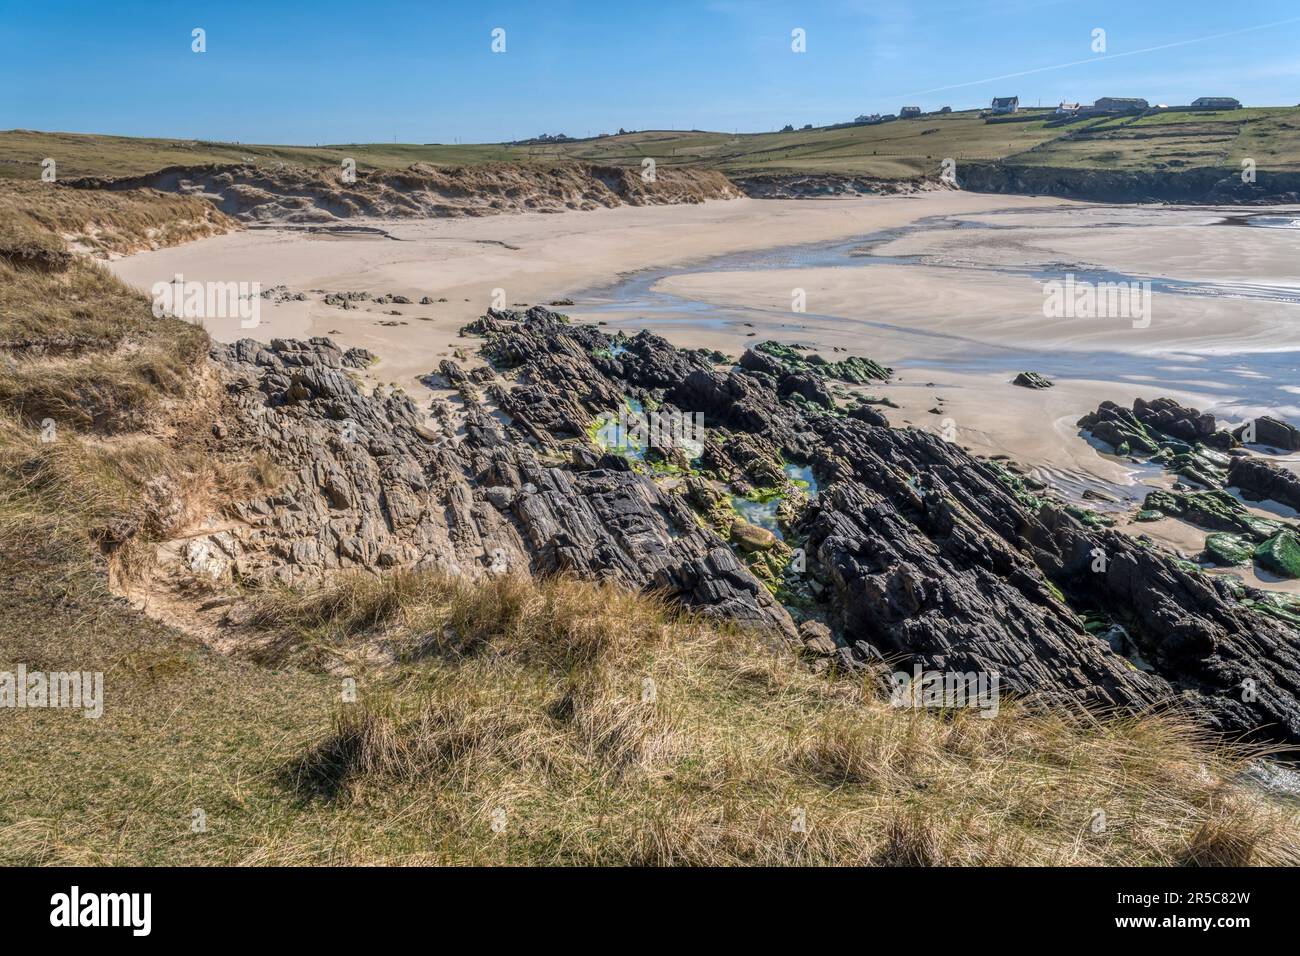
[1202,532,1254,567]
[1142,489,1282,541]
[1255,530,1300,579]
[753,340,891,383]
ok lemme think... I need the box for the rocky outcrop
[1230,456,1300,512]
[1078,397,1236,487]
[1012,371,1053,389]
[1235,416,1300,452]
[204,332,795,640]
[960,162,1300,205]
[192,311,1300,747]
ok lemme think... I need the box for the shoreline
[108,193,1300,592]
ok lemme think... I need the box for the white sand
[108,192,1058,388]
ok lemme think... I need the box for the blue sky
[2,0,1298,144]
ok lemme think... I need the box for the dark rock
[202,314,1300,748]
[1012,371,1053,389]
[1236,416,1300,451]
[1229,456,1300,512]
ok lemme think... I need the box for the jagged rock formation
[190,312,1300,746]
[1235,415,1300,452]
[1079,397,1236,487]
[70,162,743,224]
[203,332,795,638]
[1231,456,1300,512]
[1012,371,1053,389]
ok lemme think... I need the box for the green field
[4,105,1300,182]
[1009,107,1300,171]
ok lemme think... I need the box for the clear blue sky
[2,0,1298,144]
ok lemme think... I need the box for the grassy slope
[0,179,233,258]
[1008,107,1300,171]
[7,107,1299,183]
[1,184,1298,866]
[0,128,519,180]
[512,111,1064,176]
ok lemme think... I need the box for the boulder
[1012,371,1054,389]
[1256,531,1300,579]
[1229,455,1300,511]
[799,621,838,656]
[1235,416,1300,451]
[731,519,778,552]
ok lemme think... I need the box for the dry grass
[0,189,211,431]
[236,569,1300,866]
[0,179,233,258]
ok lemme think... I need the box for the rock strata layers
[192,311,1300,746]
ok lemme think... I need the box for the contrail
[893,16,1300,97]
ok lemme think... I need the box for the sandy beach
[110,191,1300,591]
[108,192,1058,384]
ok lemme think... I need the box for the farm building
[900,106,922,118]
[1093,97,1149,112]
[1191,97,1241,109]
[990,96,1019,114]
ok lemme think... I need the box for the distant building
[854,113,882,125]
[1056,102,1081,114]
[938,106,952,113]
[990,96,1019,114]
[1191,96,1241,110]
[1093,97,1149,112]
[900,106,922,118]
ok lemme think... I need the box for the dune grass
[223,569,1299,866]
[0,179,233,257]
